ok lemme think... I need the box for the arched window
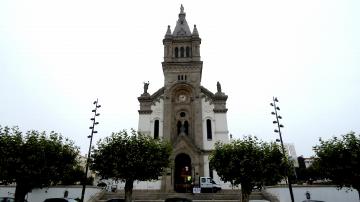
[206,119,212,140]
[177,121,182,135]
[154,120,159,139]
[180,47,185,57]
[175,47,179,58]
[184,121,189,135]
[186,47,190,57]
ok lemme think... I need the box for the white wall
[265,186,359,202]
[117,180,162,190]
[138,98,164,138]
[214,113,229,144]
[201,98,217,150]
[0,186,101,202]
[138,113,151,135]
[201,98,229,150]
[150,98,164,138]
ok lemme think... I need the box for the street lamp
[270,96,294,202]
[80,99,101,202]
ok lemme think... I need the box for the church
[137,5,230,192]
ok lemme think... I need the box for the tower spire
[192,24,199,36]
[173,4,191,36]
[165,25,172,38]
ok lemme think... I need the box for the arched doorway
[174,153,192,192]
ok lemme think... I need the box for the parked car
[165,198,192,202]
[0,197,27,202]
[199,176,221,193]
[43,198,77,202]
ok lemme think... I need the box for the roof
[172,5,192,37]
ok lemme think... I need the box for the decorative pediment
[172,134,201,157]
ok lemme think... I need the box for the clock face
[179,94,187,102]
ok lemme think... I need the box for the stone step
[95,190,267,202]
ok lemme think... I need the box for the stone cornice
[138,87,165,104]
[213,109,228,113]
[200,86,215,100]
[162,61,203,66]
[214,93,228,101]
[138,96,152,102]
[138,110,153,114]
[151,87,165,101]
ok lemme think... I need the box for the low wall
[265,185,359,202]
[0,185,102,202]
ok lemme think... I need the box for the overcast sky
[1,0,359,157]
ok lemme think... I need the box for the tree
[295,156,308,184]
[209,136,288,202]
[0,126,80,202]
[61,165,89,185]
[305,159,324,184]
[91,130,172,202]
[313,132,360,200]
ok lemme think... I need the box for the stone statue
[143,81,149,94]
[217,81,222,93]
[180,4,184,13]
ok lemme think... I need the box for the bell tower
[137,5,229,192]
[162,5,203,146]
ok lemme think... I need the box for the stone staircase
[92,189,270,202]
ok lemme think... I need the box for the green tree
[0,126,80,202]
[209,136,287,202]
[313,132,360,200]
[91,130,172,202]
[305,159,324,184]
[61,165,89,185]
[295,156,308,184]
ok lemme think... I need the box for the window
[175,47,179,58]
[177,121,182,135]
[206,119,212,140]
[186,47,190,57]
[178,75,187,81]
[154,120,159,139]
[184,121,189,135]
[180,47,184,57]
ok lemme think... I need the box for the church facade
[137,5,230,192]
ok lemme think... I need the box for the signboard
[193,187,201,194]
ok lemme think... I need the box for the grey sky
[1,0,359,157]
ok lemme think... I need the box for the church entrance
[174,153,192,192]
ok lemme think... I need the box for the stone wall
[264,185,359,202]
[0,185,101,202]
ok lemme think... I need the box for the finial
[180,4,184,14]
[192,24,199,36]
[165,25,172,37]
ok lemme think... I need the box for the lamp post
[270,96,294,202]
[80,99,101,202]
